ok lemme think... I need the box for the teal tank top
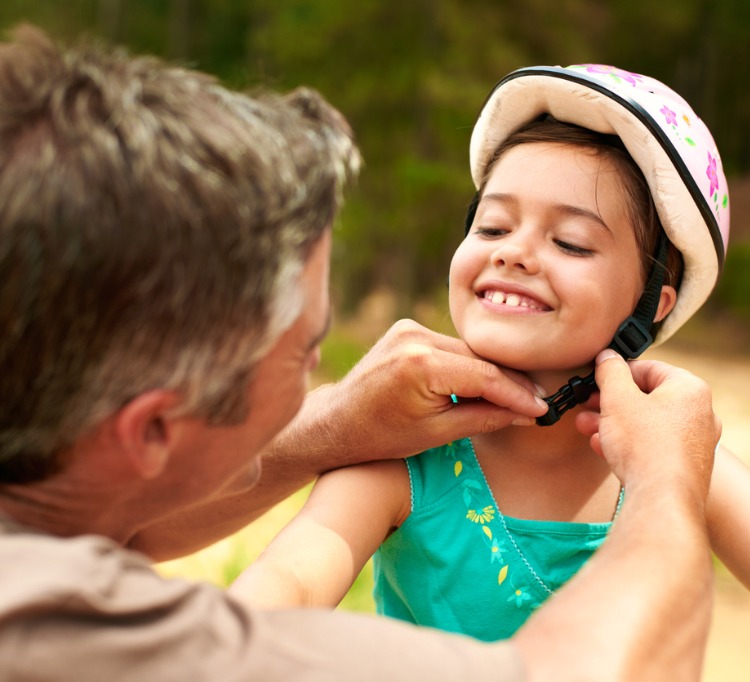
[372,437,620,641]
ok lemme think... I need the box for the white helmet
[469,64,730,345]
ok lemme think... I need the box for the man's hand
[576,349,720,501]
[315,319,548,460]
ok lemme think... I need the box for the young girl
[234,65,750,640]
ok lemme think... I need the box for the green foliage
[338,560,375,613]
[318,330,368,380]
[1,0,748,320]
[219,541,256,587]
[714,242,750,318]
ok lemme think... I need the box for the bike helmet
[467,64,731,424]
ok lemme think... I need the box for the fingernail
[535,396,548,410]
[533,383,547,398]
[596,349,619,364]
[512,416,536,427]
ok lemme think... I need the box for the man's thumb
[594,349,631,394]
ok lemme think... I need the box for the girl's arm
[706,444,750,590]
[229,458,411,608]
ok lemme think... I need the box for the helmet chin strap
[536,231,670,426]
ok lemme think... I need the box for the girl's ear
[654,285,678,323]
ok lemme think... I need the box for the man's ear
[113,391,183,480]
[654,285,678,323]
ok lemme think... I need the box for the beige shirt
[0,514,524,681]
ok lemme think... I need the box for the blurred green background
[2,0,749,333]
[4,2,749,679]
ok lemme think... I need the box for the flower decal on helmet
[582,64,642,86]
[659,104,697,147]
[707,152,719,198]
[660,105,677,126]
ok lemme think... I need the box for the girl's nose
[491,233,539,273]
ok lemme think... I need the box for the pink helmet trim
[470,65,731,344]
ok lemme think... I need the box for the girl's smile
[479,280,552,312]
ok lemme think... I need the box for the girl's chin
[484,361,599,394]
[464,338,598,371]
[480,355,598,377]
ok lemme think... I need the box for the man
[0,26,718,680]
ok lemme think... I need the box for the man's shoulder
[0,518,255,680]
[0,517,179,612]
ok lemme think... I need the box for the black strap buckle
[609,316,652,360]
[536,372,597,427]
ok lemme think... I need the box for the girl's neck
[477,364,595,459]
[471,369,620,523]
[473,402,589,466]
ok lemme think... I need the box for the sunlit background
[3,2,748,679]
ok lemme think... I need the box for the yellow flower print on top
[443,441,464,477]
[466,505,495,524]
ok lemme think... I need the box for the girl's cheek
[450,249,476,283]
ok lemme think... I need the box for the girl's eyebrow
[554,203,613,235]
[479,192,518,210]
[480,192,613,235]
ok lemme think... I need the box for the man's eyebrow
[479,192,612,235]
[307,307,332,352]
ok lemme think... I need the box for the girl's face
[449,142,646,379]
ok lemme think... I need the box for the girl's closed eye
[475,226,509,238]
[554,238,594,256]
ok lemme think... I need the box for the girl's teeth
[488,291,540,309]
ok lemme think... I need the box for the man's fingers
[437,401,538,435]
[381,319,485,360]
[593,350,637,399]
[427,349,548,418]
[335,319,551,459]
[594,352,692,401]
[574,411,605,457]
[378,320,547,418]
[575,410,600,439]
[626,359,697,395]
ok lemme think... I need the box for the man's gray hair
[0,25,360,482]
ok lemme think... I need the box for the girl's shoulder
[406,438,481,512]
[311,458,413,530]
